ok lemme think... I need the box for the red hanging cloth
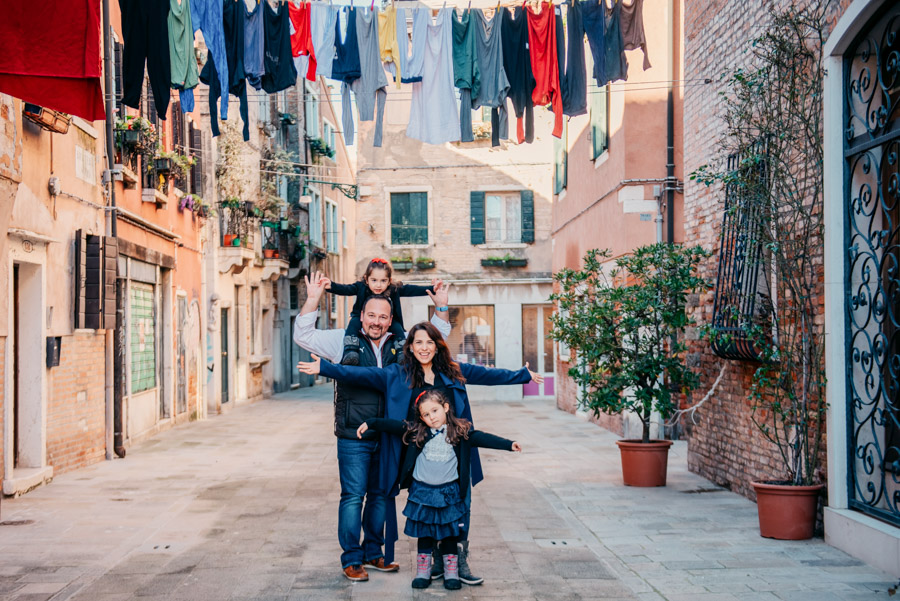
[288,1,317,82]
[0,0,105,121]
[527,2,563,138]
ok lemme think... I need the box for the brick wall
[46,332,107,475]
[681,0,848,499]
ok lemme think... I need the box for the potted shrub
[416,257,435,270]
[153,156,174,174]
[391,256,413,271]
[550,244,708,487]
[115,116,157,155]
[481,256,504,267]
[693,2,827,540]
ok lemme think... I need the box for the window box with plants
[415,257,436,270]
[481,257,505,268]
[391,257,414,271]
[221,197,246,247]
[308,136,336,160]
[504,256,527,267]
[551,244,709,488]
[115,116,157,155]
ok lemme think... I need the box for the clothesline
[123,0,657,150]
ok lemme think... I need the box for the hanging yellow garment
[378,5,402,89]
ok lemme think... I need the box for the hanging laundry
[581,0,607,86]
[501,6,535,144]
[311,3,337,79]
[191,0,229,119]
[452,9,481,143]
[262,0,298,94]
[554,7,567,115]
[620,0,651,70]
[604,0,628,83]
[527,2,563,138]
[289,0,317,82]
[378,4,401,87]
[332,7,361,85]
[345,8,389,147]
[120,0,171,120]
[562,0,587,117]
[396,7,428,84]
[0,0,105,121]
[471,9,509,147]
[407,8,459,145]
[169,0,198,113]
[244,0,265,90]
[200,0,249,140]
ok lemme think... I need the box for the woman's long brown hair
[403,389,472,448]
[402,322,465,387]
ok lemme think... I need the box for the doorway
[522,304,555,397]
[11,261,44,470]
[220,308,230,404]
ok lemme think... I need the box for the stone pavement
[0,385,894,601]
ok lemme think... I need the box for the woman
[297,321,542,584]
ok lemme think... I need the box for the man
[292,271,451,582]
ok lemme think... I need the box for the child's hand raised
[525,362,544,384]
[512,442,522,452]
[297,354,322,375]
[357,423,369,438]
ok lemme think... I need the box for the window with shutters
[589,84,609,160]
[485,193,522,243]
[113,41,125,119]
[470,190,535,245]
[305,81,319,138]
[130,282,157,394]
[309,187,323,248]
[554,122,568,195]
[390,192,429,246]
[189,123,203,195]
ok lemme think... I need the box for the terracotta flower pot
[751,481,824,540]
[615,439,673,487]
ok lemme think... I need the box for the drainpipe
[102,0,126,458]
[666,0,675,244]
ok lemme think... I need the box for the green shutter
[391,193,408,245]
[470,191,485,245]
[410,192,428,244]
[521,190,534,243]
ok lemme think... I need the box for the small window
[326,201,338,253]
[305,82,319,138]
[309,188,323,248]
[590,84,609,159]
[485,193,522,243]
[390,192,428,245]
[554,121,568,194]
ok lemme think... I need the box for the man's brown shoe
[364,558,400,572]
[343,565,369,581]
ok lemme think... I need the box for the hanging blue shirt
[189,0,229,119]
[244,0,265,90]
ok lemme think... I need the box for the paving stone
[0,388,892,601]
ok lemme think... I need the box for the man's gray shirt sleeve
[292,311,344,363]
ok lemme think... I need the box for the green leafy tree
[550,244,709,444]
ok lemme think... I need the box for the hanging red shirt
[527,2,563,138]
[0,0,104,121]
[288,1,317,82]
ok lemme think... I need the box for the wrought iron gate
[844,3,900,526]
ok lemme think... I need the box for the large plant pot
[751,481,824,540]
[616,439,673,487]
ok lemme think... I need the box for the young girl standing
[325,258,440,364]
[356,389,522,590]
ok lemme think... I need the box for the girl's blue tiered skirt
[403,480,466,540]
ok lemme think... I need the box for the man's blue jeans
[337,438,386,568]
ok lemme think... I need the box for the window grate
[710,142,770,362]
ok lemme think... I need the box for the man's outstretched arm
[293,271,344,363]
